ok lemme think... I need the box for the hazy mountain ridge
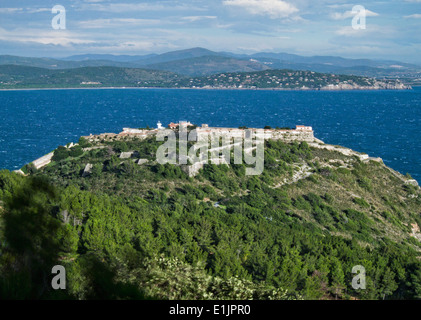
[0,65,181,88]
[1,47,420,80]
[141,55,270,76]
[0,65,410,90]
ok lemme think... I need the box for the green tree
[0,177,66,299]
[52,146,69,162]
[330,259,345,299]
[91,163,103,177]
[379,268,398,300]
[69,145,84,158]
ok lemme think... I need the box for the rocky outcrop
[411,223,421,242]
[136,159,149,165]
[308,142,369,161]
[320,80,411,91]
[32,152,54,169]
[405,179,419,187]
[82,163,93,177]
[119,151,140,159]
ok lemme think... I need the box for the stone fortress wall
[19,121,374,176]
[79,122,319,177]
[83,123,317,145]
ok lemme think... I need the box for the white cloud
[335,25,395,38]
[223,0,298,19]
[0,28,96,46]
[331,9,379,20]
[0,8,23,13]
[335,26,368,36]
[78,18,162,29]
[181,16,217,22]
[27,8,52,13]
[80,2,206,13]
[0,7,55,14]
[327,4,354,9]
[92,41,160,52]
[404,14,421,18]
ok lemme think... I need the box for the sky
[0,0,420,64]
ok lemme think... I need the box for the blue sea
[0,88,420,182]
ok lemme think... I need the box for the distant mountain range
[1,47,420,81]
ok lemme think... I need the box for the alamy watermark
[52,5,66,30]
[352,5,366,30]
[351,265,366,290]
[51,265,66,290]
[156,127,265,175]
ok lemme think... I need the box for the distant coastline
[0,66,412,91]
[0,85,413,92]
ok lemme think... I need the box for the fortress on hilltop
[18,121,379,177]
[83,121,317,143]
[78,121,320,177]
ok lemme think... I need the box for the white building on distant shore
[295,125,313,132]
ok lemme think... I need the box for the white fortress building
[20,121,375,176]
[112,121,316,143]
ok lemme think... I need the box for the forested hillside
[0,134,420,300]
[0,65,409,90]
